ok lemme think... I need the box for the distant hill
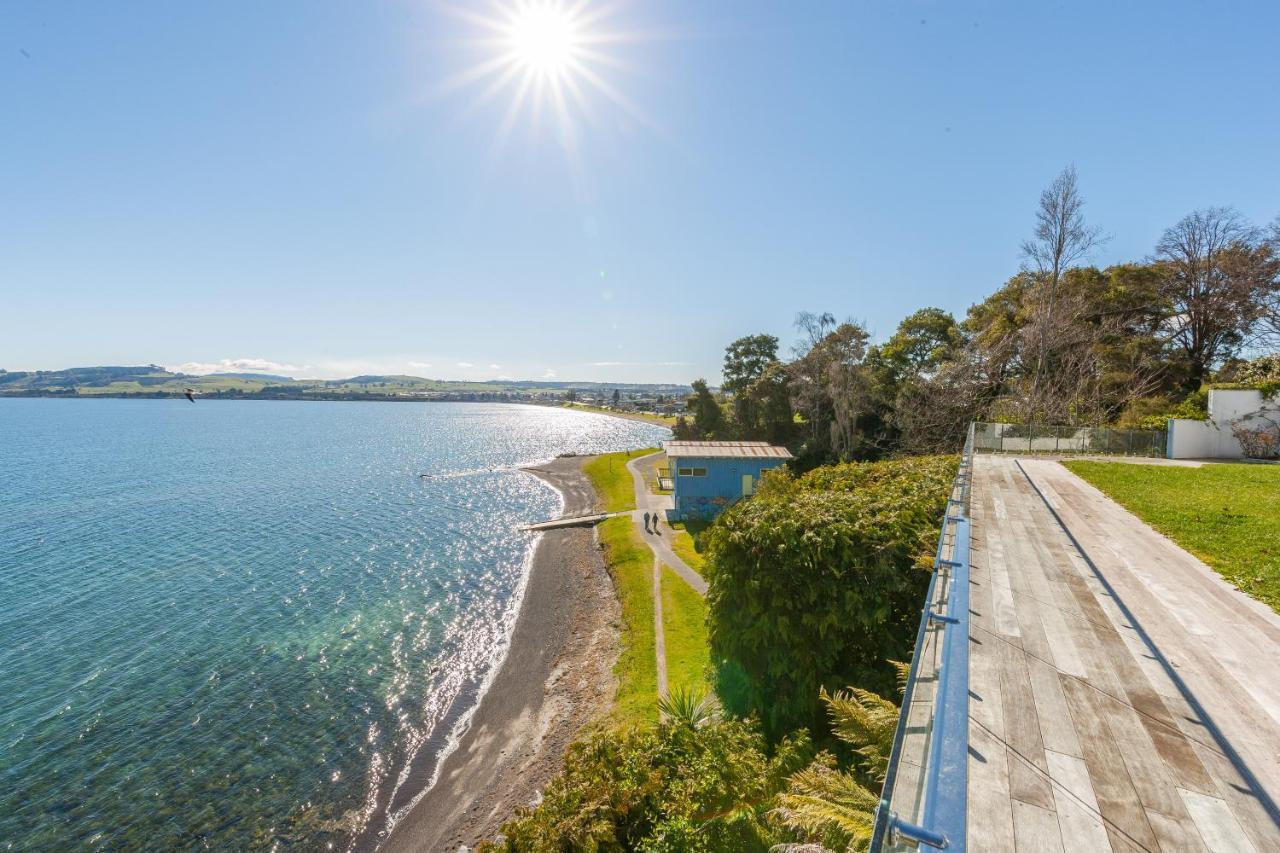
[0,366,691,402]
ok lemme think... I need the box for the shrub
[704,455,956,738]
[482,717,812,852]
[1230,415,1280,459]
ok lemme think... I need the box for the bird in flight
[184,388,198,403]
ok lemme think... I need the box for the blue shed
[663,440,793,520]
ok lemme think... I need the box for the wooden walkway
[967,455,1280,852]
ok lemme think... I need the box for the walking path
[622,451,709,702]
[626,451,707,595]
[968,454,1280,852]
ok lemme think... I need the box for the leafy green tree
[742,362,796,446]
[685,378,726,439]
[705,455,956,738]
[872,308,961,384]
[864,309,963,454]
[722,334,780,394]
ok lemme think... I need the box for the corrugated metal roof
[662,440,793,460]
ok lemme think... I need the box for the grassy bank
[582,448,655,513]
[660,566,712,697]
[596,516,659,726]
[669,519,709,576]
[1063,460,1280,611]
[561,401,676,427]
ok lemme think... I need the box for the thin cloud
[408,361,432,369]
[542,368,557,379]
[488,363,501,370]
[169,357,303,376]
[456,361,474,368]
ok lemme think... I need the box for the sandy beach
[376,455,619,852]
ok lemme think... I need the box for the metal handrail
[870,423,974,851]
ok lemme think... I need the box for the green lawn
[669,518,710,576]
[660,566,712,697]
[582,448,656,513]
[596,517,659,727]
[1063,461,1280,611]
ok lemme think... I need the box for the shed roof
[662,440,793,460]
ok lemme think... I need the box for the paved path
[626,451,708,595]
[624,451,708,705]
[968,454,1280,852]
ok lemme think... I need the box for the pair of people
[643,511,661,534]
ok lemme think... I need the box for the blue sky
[3,1,1278,383]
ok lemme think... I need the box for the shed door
[742,474,755,496]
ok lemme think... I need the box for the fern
[772,754,879,852]
[771,686,900,852]
[821,686,897,784]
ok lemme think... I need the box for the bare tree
[1020,165,1106,422]
[1261,215,1280,346]
[1154,207,1278,390]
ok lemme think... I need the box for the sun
[436,0,648,156]
[502,3,581,77]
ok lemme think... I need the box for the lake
[0,398,667,849]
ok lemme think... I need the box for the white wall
[1167,389,1280,459]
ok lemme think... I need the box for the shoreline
[374,455,619,852]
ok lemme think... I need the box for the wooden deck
[967,455,1280,852]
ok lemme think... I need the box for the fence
[973,421,1166,457]
[870,424,973,851]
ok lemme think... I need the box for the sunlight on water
[0,399,667,849]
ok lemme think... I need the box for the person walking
[651,512,661,534]
[643,511,651,533]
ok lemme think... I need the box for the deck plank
[1012,799,1066,853]
[966,455,1280,852]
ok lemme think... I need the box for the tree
[1021,165,1106,422]
[724,334,782,439]
[1256,215,1280,347]
[865,309,964,454]
[788,314,874,462]
[872,307,961,384]
[611,388,621,406]
[723,334,780,394]
[1155,207,1279,391]
[743,362,797,446]
[685,378,726,439]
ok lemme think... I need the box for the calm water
[0,399,667,850]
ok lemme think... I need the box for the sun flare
[437,0,648,156]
